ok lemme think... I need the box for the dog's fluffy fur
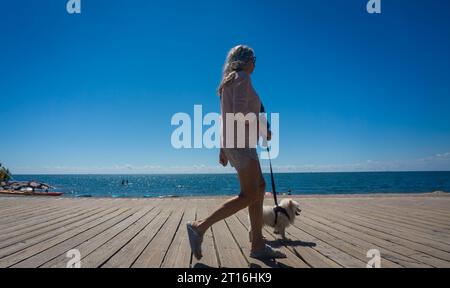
[249,199,301,241]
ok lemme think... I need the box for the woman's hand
[219,149,228,167]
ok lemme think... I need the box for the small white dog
[249,199,302,241]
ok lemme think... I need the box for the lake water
[12,171,450,198]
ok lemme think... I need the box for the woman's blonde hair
[217,45,255,96]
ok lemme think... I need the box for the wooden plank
[301,199,450,235]
[294,224,403,268]
[12,206,147,268]
[304,202,450,250]
[368,202,450,227]
[191,200,219,268]
[302,204,450,262]
[101,207,173,268]
[70,205,158,268]
[0,200,111,234]
[235,209,310,268]
[290,217,402,268]
[0,204,68,224]
[306,199,450,232]
[224,214,278,268]
[339,203,450,239]
[377,200,450,219]
[0,208,106,252]
[0,206,107,250]
[0,204,108,243]
[131,202,187,267]
[41,205,163,268]
[0,202,51,218]
[299,200,450,245]
[0,207,128,267]
[0,195,448,268]
[0,198,110,228]
[299,210,448,267]
[295,214,431,268]
[310,196,450,222]
[367,198,450,217]
[211,215,249,268]
[282,221,368,268]
[160,201,198,268]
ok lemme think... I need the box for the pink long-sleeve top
[220,71,268,149]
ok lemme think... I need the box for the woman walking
[187,45,286,260]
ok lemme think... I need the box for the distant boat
[1,180,54,191]
[0,180,62,197]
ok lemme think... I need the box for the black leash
[261,103,290,224]
[266,146,290,225]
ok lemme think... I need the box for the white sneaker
[186,222,203,260]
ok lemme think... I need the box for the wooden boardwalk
[0,193,449,268]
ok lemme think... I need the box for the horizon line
[9,170,450,176]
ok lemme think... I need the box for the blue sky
[1,0,450,174]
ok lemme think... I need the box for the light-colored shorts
[223,148,259,171]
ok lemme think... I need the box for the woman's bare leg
[192,159,264,252]
[247,161,266,251]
